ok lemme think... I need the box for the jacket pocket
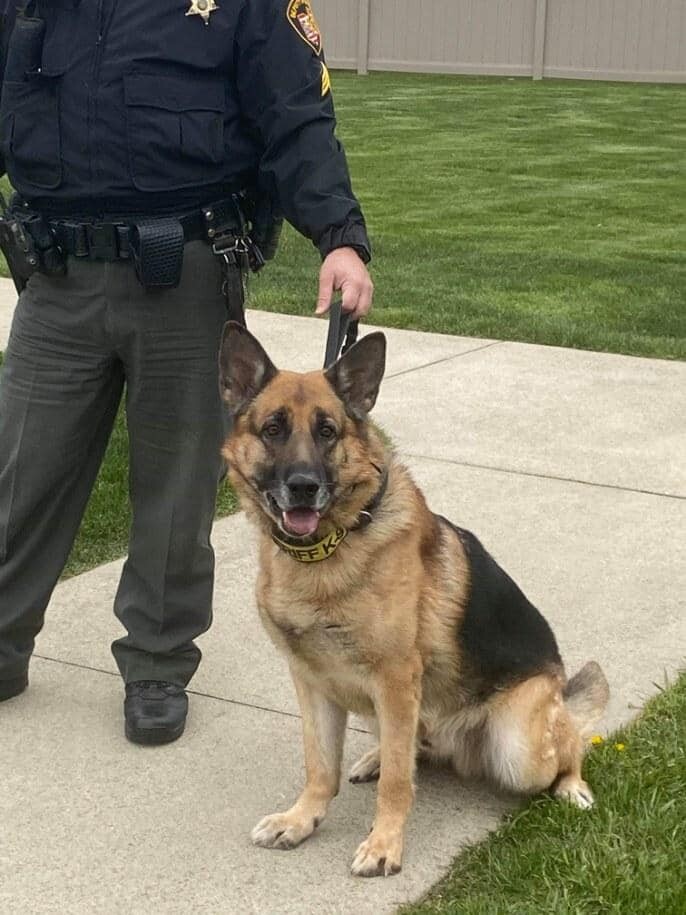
[124,72,226,192]
[0,76,62,189]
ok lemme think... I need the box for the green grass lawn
[403,673,686,915]
[250,73,685,360]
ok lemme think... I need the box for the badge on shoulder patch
[287,0,323,56]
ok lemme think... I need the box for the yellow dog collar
[272,526,347,562]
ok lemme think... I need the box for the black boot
[0,672,28,702]
[124,680,188,746]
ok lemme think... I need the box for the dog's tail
[563,661,610,738]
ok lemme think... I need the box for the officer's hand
[316,247,374,319]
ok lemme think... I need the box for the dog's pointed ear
[324,332,386,418]
[219,321,277,415]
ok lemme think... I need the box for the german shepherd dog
[219,322,609,878]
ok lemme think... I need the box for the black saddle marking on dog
[440,518,562,700]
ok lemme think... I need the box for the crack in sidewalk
[401,452,686,501]
[31,653,372,734]
[385,340,503,380]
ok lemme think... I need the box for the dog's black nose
[286,471,321,505]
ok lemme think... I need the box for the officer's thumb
[316,262,335,315]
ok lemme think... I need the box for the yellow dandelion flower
[613,742,626,752]
[590,735,604,745]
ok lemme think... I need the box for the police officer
[0,0,373,744]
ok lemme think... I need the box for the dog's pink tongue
[283,509,320,537]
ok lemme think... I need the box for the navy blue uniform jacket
[0,0,370,260]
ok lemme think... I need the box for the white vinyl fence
[316,0,686,82]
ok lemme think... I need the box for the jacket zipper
[88,0,108,194]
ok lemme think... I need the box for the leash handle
[323,298,359,369]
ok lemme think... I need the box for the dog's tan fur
[220,324,609,877]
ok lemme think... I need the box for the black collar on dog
[271,465,388,562]
[349,463,388,531]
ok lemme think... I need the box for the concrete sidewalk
[1,279,684,914]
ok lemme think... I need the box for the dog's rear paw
[350,829,403,877]
[554,775,594,810]
[349,747,381,784]
[251,811,318,850]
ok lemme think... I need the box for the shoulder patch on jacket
[286,0,323,56]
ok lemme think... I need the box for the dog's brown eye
[319,423,337,440]
[262,422,281,439]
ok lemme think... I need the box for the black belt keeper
[130,218,185,289]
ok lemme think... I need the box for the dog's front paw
[350,829,403,877]
[349,747,381,784]
[554,775,594,809]
[251,811,319,850]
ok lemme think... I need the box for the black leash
[323,299,359,369]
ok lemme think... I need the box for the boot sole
[0,674,28,702]
[125,719,186,746]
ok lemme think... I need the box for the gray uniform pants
[0,241,233,687]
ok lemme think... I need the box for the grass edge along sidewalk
[402,671,686,915]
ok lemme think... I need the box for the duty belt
[49,199,241,263]
[45,199,258,304]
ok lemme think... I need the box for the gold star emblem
[186,0,218,25]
